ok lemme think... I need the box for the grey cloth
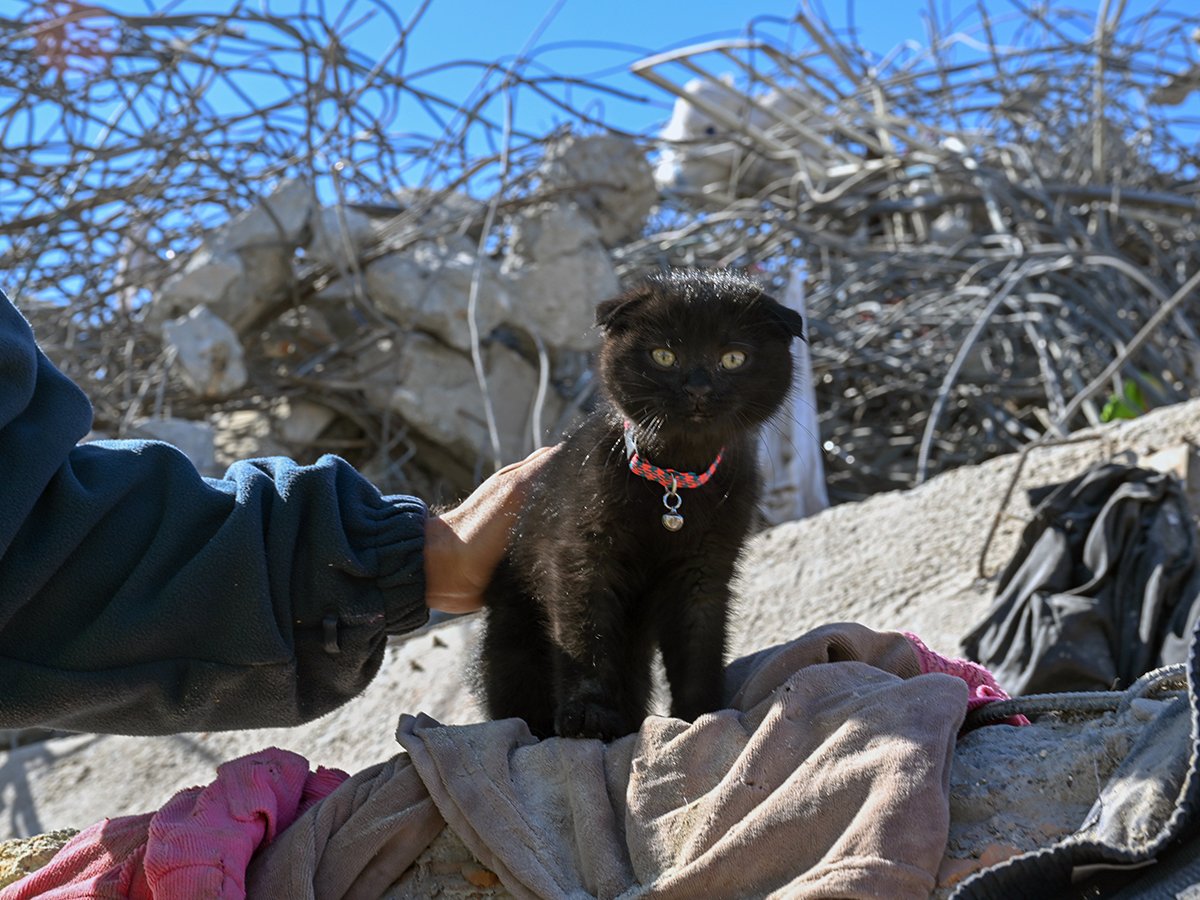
[953,462,1200,897]
[953,661,1200,897]
[249,623,967,899]
[963,462,1200,695]
[245,755,445,899]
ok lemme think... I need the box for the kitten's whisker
[647,414,665,444]
[627,372,662,388]
[760,405,821,461]
[579,423,630,474]
[631,412,665,449]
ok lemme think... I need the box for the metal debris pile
[628,5,1200,497]
[2,1,1199,503]
[0,1,655,501]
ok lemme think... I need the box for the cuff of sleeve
[370,494,430,635]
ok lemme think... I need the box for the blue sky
[83,0,1197,141]
[11,0,1194,308]
[13,0,1198,257]
[355,0,1200,135]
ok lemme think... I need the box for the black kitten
[479,269,805,740]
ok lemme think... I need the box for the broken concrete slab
[126,417,218,476]
[500,202,618,349]
[356,332,561,468]
[208,400,338,469]
[150,180,315,331]
[161,304,248,399]
[211,409,289,468]
[220,178,315,250]
[273,398,338,448]
[306,204,380,272]
[365,237,511,354]
[538,133,656,246]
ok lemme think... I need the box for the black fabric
[963,463,1200,696]
[1104,827,1200,898]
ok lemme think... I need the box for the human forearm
[0,291,429,733]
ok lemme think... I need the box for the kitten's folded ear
[595,288,648,333]
[760,293,808,342]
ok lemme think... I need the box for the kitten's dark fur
[480,269,804,740]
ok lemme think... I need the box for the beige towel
[249,623,967,899]
[246,755,444,899]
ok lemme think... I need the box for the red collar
[623,421,724,489]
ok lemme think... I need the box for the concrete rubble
[499,201,619,350]
[364,236,512,354]
[151,179,316,332]
[355,333,563,468]
[126,417,219,477]
[124,136,652,496]
[305,204,381,272]
[161,304,248,399]
[537,133,658,247]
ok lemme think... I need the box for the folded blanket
[246,754,445,900]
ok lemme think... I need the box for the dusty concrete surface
[1,398,1197,894]
[934,706,1144,893]
[0,624,485,841]
[0,829,77,888]
[732,396,1200,658]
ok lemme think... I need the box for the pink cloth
[1,748,348,899]
[904,632,1029,726]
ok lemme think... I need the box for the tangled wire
[624,3,1200,497]
[0,0,651,497]
[2,0,1199,502]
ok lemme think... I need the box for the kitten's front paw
[556,698,633,741]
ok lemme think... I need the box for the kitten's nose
[683,370,713,400]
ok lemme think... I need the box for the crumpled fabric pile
[951,653,1200,898]
[964,462,1200,695]
[251,623,1001,898]
[11,459,1200,899]
[954,459,1200,898]
[0,750,347,899]
[5,623,1018,899]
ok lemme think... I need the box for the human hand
[423,445,557,615]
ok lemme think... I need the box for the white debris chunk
[127,417,218,476]
[500,203,618,350]
[152,180,316,331]
[365,237,511,353]
[538,133,656,246]
[161,304,248,398]
[357,333,561,467]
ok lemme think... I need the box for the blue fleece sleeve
[0,291,429,734]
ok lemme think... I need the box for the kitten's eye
[651,348,677,368]
[719,349,747,370]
